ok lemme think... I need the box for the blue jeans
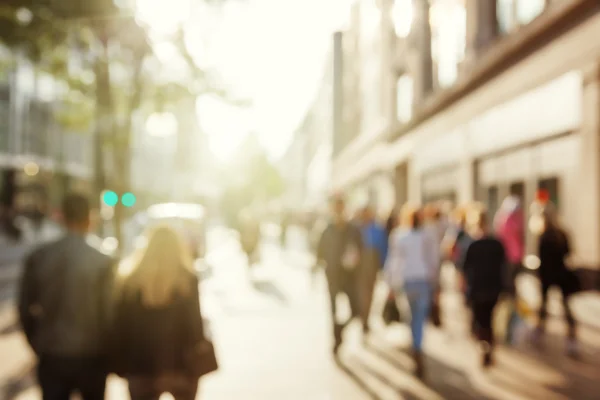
[400,280,432,351]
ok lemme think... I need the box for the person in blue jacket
[358,205,388,335]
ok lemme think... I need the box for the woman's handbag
[185,339,218,377]
[382,289,401,325]
[429,288,442,327]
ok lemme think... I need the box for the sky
[137,0,353,163]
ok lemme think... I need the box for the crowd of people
[14,190,581,398]
[315,192,580,380]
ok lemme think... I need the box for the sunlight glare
[197,95,253,163]
[135,0,191,35]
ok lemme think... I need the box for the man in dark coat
[317,196,363,355]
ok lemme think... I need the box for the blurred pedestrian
[112,225,217,400]
[384,206,438,379]
[357,205,388,335]
[280,212,289,248]
[18,193,115,400]
[462,210,506,368]
[444,205,474,299]
[238,210,261,269]
[385,207,399,240]
[317,196,363,355]
[530,201,579,357]
[494,194,525,294]
[423,204,445,327]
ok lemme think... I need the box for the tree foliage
[219,133,286,225]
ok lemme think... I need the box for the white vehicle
[125,202,207,260]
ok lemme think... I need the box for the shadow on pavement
[334,357,382,400]
[365,341,494,400]
[0,362,36,400]
[493,331,600,399]
[250,279,288,304]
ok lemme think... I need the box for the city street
[1,225,600,399]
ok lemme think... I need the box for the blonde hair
[121,224,195,308]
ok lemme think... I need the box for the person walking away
[384,206,437,379]
[423,205,444,327]
[462,210,506,368]
[357,206,388,335]
[444,206,473,301]
[385,208,398,240]
[494,195,524,295]
[112,225,217,399]
[239,211,261,269]
[317,196,363,355]
[18,193,115,400]
[531,202,579,357]
[280,212,289,248]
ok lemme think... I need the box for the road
[1,225,600,399]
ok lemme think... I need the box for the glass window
[497,0,547,34]
[392,0,413,38]
[396,74,413,123]
[496,0,515,34]
[0,86,9,152]
[430,0,466,88]
[516,0,545,25]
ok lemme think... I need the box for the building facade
[0,46,93,212]
[286,32,342,213]
[333,0,600,268]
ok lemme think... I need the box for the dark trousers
[360,250,380,332]
[471,295,500,345]
[539,280,576,337]
[327,268,360,344]
[37,355,107,400]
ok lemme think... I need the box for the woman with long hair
[112,224,216,400]
[384,205,437,379]
[532,204,579,357]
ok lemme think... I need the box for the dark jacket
[18,233,115,358]
[317,221,363,280]
[111,268,205,377]
[538,229,574,290]
[463,236,507,301]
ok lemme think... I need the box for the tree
[219,133,286,226]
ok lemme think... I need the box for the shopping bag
[382,290,401,325]
[493,297,513,343]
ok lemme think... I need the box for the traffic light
[102,190,119,207]
[101,191,136,208]
[121,192,137,208]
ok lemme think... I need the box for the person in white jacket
[384,206,438,379]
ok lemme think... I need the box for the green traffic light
[121,192,137,208]
[102,191,118,207]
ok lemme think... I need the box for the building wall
[333,1,600,266]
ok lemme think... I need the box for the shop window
[538,177,559,210]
